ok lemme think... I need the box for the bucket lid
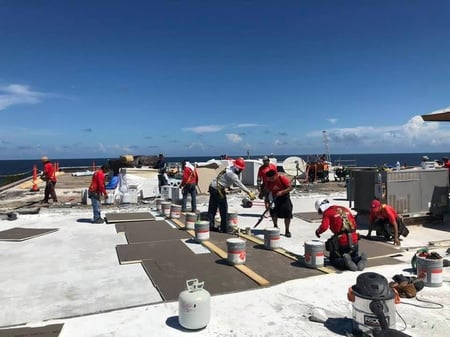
[351,272,394,300]
[305,240,323,246]
[227,238,245,243]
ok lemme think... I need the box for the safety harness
[327,207,357,257]
[214,169,227,198]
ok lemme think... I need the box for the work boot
[285,231,291,238]
[357,252,368,271]
[343,253,358,271]
[93,218,104,224]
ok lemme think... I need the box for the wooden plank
[172,218,271,286]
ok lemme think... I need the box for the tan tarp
[196,162,228,194]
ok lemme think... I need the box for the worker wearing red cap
[208,158,256,233]
[368,199,409,246]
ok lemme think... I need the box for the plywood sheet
[359,237,402,258]
[0,227,58,242]
[0,323,63,337]
[208,231,323,283]
[105,212,155,223]
[142,251,258,301]
[115,220,190,244]
[293,212,322,222]
[116,239,192,264]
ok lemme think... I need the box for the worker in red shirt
[88,165,109,223]
[368,199,409,246]
[257,156,278,202]
[40,156,58,203]
[180,160,199,212]
[315,199,367,271]
[265,169,294,237]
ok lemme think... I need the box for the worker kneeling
[315,199,367,271]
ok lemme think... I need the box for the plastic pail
[416,254,443,287]
[170,204,182,219]
[304,240,325,268]
[226,238,246,265]
[185,212,197,230]
[161,201,172,217]
[226,213,238,233]
[195,221,210,242]
[264,227,280,250]
[155,198,164,212]
[81,188,91,205]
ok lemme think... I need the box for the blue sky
[1,0,450,160]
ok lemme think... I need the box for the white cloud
[304,115,448,151]
[187,142,206,151]
[0,84,47,111]
[274,139,288,146]
[327,118,338,124]
[226,133,242,143]
[236,123,265,128]
[182,125,224,133]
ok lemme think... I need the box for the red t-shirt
[317,205,359,246]
[265,174,291,196]
[89,169,107,196]
[257,163,278,186]
[182,166,198,185]
[43,162,56,182]
[370,204,398,224]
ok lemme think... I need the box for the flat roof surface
[0,176,449,337]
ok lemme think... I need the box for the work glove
[248,191,256,200]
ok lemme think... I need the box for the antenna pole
[322,130,331,162]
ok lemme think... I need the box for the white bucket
[155,198,164,212]
[195,221,210,242]
[170,204,182,219]
[264,227,280,250]
[226,213,238,233]
[226,238,246,265]
[161,201,172,217]
[304,240,325,268]
[81,188,91,205]
[185,212,197,230]
[416,254,443,287]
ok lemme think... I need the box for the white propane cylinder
[178,279,211,330]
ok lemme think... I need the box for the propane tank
[178,279,211,330]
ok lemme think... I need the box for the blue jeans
[182,184,197,211]
[91,196,102,221]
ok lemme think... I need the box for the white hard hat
[315,198,330,213]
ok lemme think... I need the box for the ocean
[1,152,448,187]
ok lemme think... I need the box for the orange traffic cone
[30,165,40,192]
